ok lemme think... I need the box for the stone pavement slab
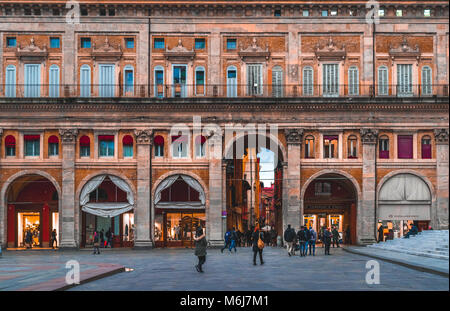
[343,246,449,277]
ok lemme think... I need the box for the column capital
[360,128,379,144]
[284,128,304,145]
[59,129,78,144]
[134,129,154,145]
[434,128,449,145]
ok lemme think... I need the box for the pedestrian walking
[304,226,311,255]
[331,226,340,248]
[25,230,33,249]
[194,226,207,273]
[105,228,112,248]
[309,227,317,256]
[297,226,307,257]
[324,228,332,255]
[270,226,277,246]
[283,224,296,256]
[93,231,100,254]
[377,224,384,242]
[229,227,237,253]
[319,226,325,248]
[100,229,105,248]
[221,229,231,253]
[51,229,57,249]
[252,225,264,265]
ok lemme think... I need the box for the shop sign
[378,205,431,221]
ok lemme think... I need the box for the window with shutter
[421,66,432,96]
[5,65,16,97]
[397,135,413,159]
[379,137,389,159]
[397,64,413,96]
[303,66,313,96]
[323,64,339,96]
[49,65,60,97]
[348,66,359,96]
[247,64,263,96]
[24,64,41,97]
[154,66,164,98]
[378,66,388,95]
[227,66,237,97]
[421,137,432,159]
[99,64,115,97]
[80,65,91,97]
[124,66,134,95]
[272,66,283,97]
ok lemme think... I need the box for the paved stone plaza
[0,246,448,291]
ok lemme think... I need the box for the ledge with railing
[1,84,448,98]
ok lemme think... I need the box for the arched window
[227,65,237,97]
[172,135,188,158]
[154,135,164,157]
[48,135,59,156]
[195,66,205,95]
[154,65,164,98]
[347,135,358,158]
[122,135,134,158]
[272,66,283,97]
[348,66,359,96]
[80,64,91,97]
[80,135,90,157]
[421,66,432,96]
[304,135,314,158]
[195,135,206,158]
[379,135,389,159]
[123,65,134,95]
[49,64,60,97]
[5,135,16,156]
[421,135,432,159]
[303,66,314,96]
[378,66,388,96]
[5,65,16,97]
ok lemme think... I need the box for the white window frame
[123,65,134,96]
[348,66,359,96]
[5,65,16,97]
[80,64,91,97]
[378,66,389,96]
[194,66,205,96]
[226,65,238,98]
[172,136,189,159]
[49,64,60,97]
[303,66,314,96]
[154,65,165,98]
[421,66,432,96]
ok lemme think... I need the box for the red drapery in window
[171,135,187,142]
[154,135,164,145]
[80,136,90,146]
[98,135,114,141]
[24,135,40,141]
[398,135,413,159]
[5,135,15,147]
[48,135,59,144]
[379,150,389,159]
[422,143,431,159]
[122,135,133,146]
[195,135,206,144]
[323,135,338,141]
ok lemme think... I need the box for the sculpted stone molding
[434,128,449,144]
[164,39,196,61]
[91,37,123,61]
[389,37,421,65]
[360,128,379,144]
[284,128,304,145]
[134,129,154,145]
[16,37,48,60]
[315,37,346,61]
[59,129,79,144]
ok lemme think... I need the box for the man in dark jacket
[378,224,384,242]
[323,228,332,255]
[297,227,308,257]
[229,227,237,253]
[251,226,264,265]
[284,224,296,256]
[221,230,231,253]
[331,226,340,248]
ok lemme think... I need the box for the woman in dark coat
[194,226,207,273]
[252,225,264,265]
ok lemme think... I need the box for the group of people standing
[92,228,114,255]
[284,224,341,256]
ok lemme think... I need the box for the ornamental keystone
[134,129,154,145]
[284,128,304,145]
[59,129,78,143]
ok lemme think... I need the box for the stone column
[359,129,378,245]
[434,129,449,229]
[283,129,303,232]
[207,133,223,246]
[59,129,78,249]
[134,129,153,249]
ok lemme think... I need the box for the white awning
[80,174,134,218]
[154,174,205,206]
[155,201,205,209]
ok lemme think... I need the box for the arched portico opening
[153,174,206,248]
[303,173,358,245]
[4,174,59,248]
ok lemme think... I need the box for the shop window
[6,37,16,47]
[24,135,40,157]
[195,38,205,49]
[172,135,188,158]
[226,38,237,50]
[305,135,314,158]
[122,135,133,158]
[48,135,59,157]
[50,37,60,48]
[154,135,164,157]
[81,37,91,48]
[80,135,90,157]
[397,135,413,159]
[421,136,431,159]
[5,135,16,156]
[125,38,134,49]
[315,182,331,196]
[379,136,389,159]
[323,135,338,159]
[99,135,114,157]
[154,38,164,49]
[347,135,358,158]
[195,135,206,158]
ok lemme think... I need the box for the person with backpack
[221,230,231,253]
[283,224,296,257]
[251,225,264,265]
[229,227,237,253]
[297,226,308,257]
[93,231,100,255]
[309,227,317,256]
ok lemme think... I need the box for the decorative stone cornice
[238,38,271,61]
[284,128,304,145]
[315,37,346,61]
[389,37,421,65]
[91,37,123,61]
[134,129,154,145]
[434,128,449,144]
[360,128,379,144]
[16,37,48,60]
[164,39,195,61]
[59,129,79,143]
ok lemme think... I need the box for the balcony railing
[1,84,448,98]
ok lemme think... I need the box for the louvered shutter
[80,65,91,97]
[99,64,115,97]
[348,67,359,96]
[24,64,41,97]
[5,65,16,97]
[247,64,263,96]
[303,67,313,96]
[397,64,412,96]
[378,66,388,95]
[421,66,432,96]
[323,64,339,96]
[49,65,60,97]
[272,67,283,97]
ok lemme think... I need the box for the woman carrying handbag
[252,225,265,266]
[194,226,207,273]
